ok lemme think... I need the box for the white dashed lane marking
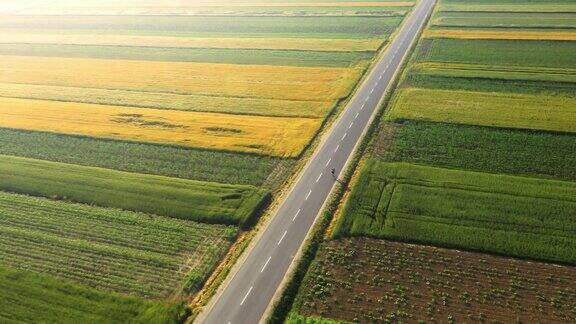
[240,286,253,306]
[292,209,301,221]
[278,230,287,245]
[261,256,272,273]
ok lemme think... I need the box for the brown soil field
[298,238,576,323]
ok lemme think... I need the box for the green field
[0,83,336,118]
[0,44,374,67]
[333,161,576,264]
[406,66,576,96]
[0,15,404,39]
[0,155,269,227]
[0,266,187,324]
[387,88,576,133]
[432,12,576,29]
[377,122,576,181]
[0,190,236,297]
[0,128,290,187]
[417,39,576,68]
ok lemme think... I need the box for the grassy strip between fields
[417,38,576,69]
[377,121,576,182]
[439,3,576,13]
[0,44,375,68]
[0,266,188,324]
[332,161,576,264]
[0,155,269,227]
[411,63,576,84]
[424,29,576,41]
[406,64,576,96]
[0,128,291,188]
[0,190,236,298]
[0,83,335,118]
[387,88,576,133]
[0,16,404,39]
[0,34,384,52]
[431,12,576,29]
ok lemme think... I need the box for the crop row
[0,97,323,157]
[0,191,235,297]
[432,11,576,29]
[376,121,576,182]
[0,43,375,68]
[0,82,335,118]
[387,88,576,133]
[333,161,576,264]
[0,155,268,226]
[0,34,384,52]
[0,56,363,101]
[0,265,187,323]
[0,15,404,39]
[416,38,576,69]
[0,128,289,187]
[293,238,576,323]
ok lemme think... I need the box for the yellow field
[0,83,333,118]
[16,0,413,15]
[28,1,413,9]
[425,30,576,41]
[0,97,322,157]
[388,88,576,133]
[0,56,362,101]
[0,34,382,52]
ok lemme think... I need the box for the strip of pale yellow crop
[0,97,322,157]
[0,56,362,101]
[0,83,333,118]
[425,30,576,41]
[0,34,382,52]
[36,1,414,9]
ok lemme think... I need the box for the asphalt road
[199,1,436,323]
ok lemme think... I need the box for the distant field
[411,63,576,84]
[0,34,383,51]
[387,88,576,133]
[0,191,236,297]
[12,1,414,16]
[0,44,374,67]
[377,122,576,182]
[0,155,268,226]
[0,83,334,118]
[0,128,290,188]
[294,238,576,323]
[440,4,576,12]
[425,29,576,40]
[408,63,576,96]
[417,39,576,68]
[333,161,576,264]
[0,266,187,324]
[432,12,576,29]
[0,56,362,101]
[0,15,404,39]
[0,97,322,157]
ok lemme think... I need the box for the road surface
[199,1,436,322]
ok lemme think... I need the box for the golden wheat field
[425,30,576,41]
[0,34,382,51]
[0,97,322,157]
[0,56,362,101]
[0,83,334,118]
